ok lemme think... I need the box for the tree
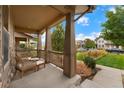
[84,39,96,49]
[51,24,65,52]
[101,6,124,46]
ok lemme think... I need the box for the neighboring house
[95,37,122,49]
[75,40,85,49]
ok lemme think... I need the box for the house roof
[11,5,95,33]
[95,36,103,41]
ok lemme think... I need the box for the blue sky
[75,5,116,40]
[42,5,116,45]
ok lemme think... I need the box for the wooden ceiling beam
[15,26,38,34]
[49,5,65,15]
[74,6,91,22]
[64,5,76,13]
[38,14,65,33]
[74,5,96,22]
[37,6,77,33]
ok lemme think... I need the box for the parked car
[77,48,87,52]
[106,48,124,54]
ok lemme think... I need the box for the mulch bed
[76,61,101,82]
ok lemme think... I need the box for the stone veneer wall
[8,5,16,85]
[0,5,16,88]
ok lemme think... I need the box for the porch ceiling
[11,5,94,33]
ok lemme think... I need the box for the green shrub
[87,50,107,59]
[76,52,87,61]
[19,43,26,48]
[83,56,96,69]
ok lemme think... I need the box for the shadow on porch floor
[10,63,81,88]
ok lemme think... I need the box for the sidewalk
[79,65,123,88]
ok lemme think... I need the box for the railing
[16,49,64,69]
[16,49,38,58]
[48,50,63,69]
[38,49,46,59]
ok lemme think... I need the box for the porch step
[79,79,103,88]
[79,65,123,88]
[92,69,123,88]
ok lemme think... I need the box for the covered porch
[0,5,95,87]
[12,5,95,78]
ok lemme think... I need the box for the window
[2,28,9,65]
[99,45,101,48]
[2,5,9,65]
[102,45,104,48]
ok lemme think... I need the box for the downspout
[74,5,94,22]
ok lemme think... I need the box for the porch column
[26,38,29,48]
[15,39,19,49]
[63,11,76,78]
[45,28,52,63]
[37,33,42,57]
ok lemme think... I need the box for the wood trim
[49,6,65,15]
[48,50,63,55]
[74,5,91,22]
[15,26,38,34]
[38,14,65,33]
[64,6,75,13]
[74,5,96,22]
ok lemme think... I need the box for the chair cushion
[36,60,45,65]
[16,62,36,71]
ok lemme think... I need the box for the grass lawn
[96,53,124,70]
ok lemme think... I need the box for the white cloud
[41,32,46,46]
[109,7,116,13]
[77,16,89,26]
[91,32,101,38]
[76,32,100,41]
[76,33,85,40]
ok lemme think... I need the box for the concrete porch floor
[10,63,81,88]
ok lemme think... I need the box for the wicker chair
[15,54,37,78]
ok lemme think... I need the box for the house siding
[0,5,16,88]
[96,37,122,49]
